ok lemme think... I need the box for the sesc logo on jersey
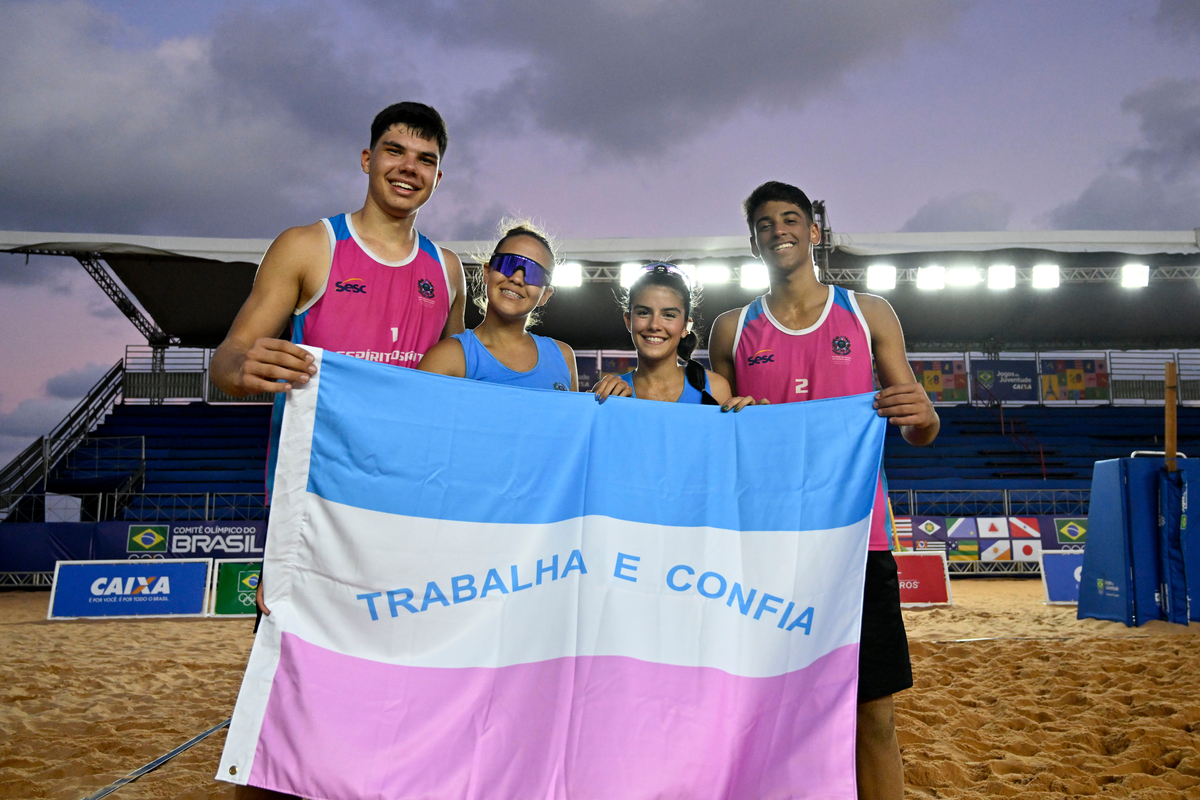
[335,278,368,294]
[747,349,775,366]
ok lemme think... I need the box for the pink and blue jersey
[267,213,452,496]
[732,285,892,550]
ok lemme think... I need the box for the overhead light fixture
[916,265,945,290]
[1121,263,1150,288]
[697,263,731,285]
[946,266,982,287]
[676,263,698,286]
[553,262,582,287]
[740,262,769,290]
[1032,263,1059,289]
[620,263,643,288]
[866,264,896,291]
[988,264,1016,290]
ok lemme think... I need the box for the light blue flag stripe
[305,351,885,532]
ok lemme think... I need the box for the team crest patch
[831,337,851,356]
[553,382,568,391]
[417,279,436,299]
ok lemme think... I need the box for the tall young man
[211,105,465,800]
[709,181,939,800]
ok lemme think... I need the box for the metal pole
[1166,361,1178,472]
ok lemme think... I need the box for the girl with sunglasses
[418,222,577,391]
[592,263,757,411]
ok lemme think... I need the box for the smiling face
[484,234,555,321]
[749,200,821,273]
[625,284,691,363]
[360,124,442,219]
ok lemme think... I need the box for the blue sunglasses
[490,252,553,286]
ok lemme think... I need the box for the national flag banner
[977,517,1010,538]
[892,516,913,551]
[980,538,1013,561]
[913,516,945,538]
[913,538,946,552]
[218,348,887,799]
[1012,538,1042,562]
[1008,517,1040,538]
[947,539,979,561]
[1055,517,1088,544]
[946,517,978,538]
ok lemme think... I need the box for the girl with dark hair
[419,221,577,391]
[593,263,757,410]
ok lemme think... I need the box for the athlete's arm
[416,337,467,378]
[440,249,467,339]
[555,340,579,392]
[856,294,939,446]
[211,223,329,397]
[708,309,741,394]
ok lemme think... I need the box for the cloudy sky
[1,0,1199,463]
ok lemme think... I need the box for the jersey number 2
[794,378,809,394]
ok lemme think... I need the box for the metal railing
[0,492,267,523]
[0,361,124,518]
[888,488,1089,518]
[971,378,1047,479]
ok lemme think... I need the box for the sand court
[1,579,1197,799]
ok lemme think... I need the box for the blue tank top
[452,329,571,391]
[619,370,711,403]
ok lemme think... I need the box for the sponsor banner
[1040,358,1109,401]
[894,552,952,606]
[93,521,266,560]
[972,360,1038,402]
[1041,551,1085,604]
[210,559,264,617]
[218,349,886,798]
[910,360,968,403]
[48,559,211,619]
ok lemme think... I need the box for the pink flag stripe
[248,633,860,800]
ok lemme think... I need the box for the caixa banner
[48,559,212,619]
[92,521,266,560]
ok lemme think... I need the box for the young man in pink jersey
[710,181,939,800]
[211,106,465,800]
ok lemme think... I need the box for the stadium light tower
[988,264,1016,290]
[1122,263,1150,288]
[553,262,582,287]
[916,265,945,290]
[1032,263,1060,289]
[620,263,642,288]
[740,262,769,290]
[866,264,896,290]
[945,266,982,287]
[697,263,731,285]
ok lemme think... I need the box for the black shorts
[857,550,913,703]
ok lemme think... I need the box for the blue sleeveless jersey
[452,329,571,391]
[619,370,710,404]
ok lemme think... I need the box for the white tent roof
[1,228,1197,265]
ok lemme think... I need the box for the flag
[218,348,887,799]
[978,517,1010,538]
[946,517,978,538]
[1008,517,1040,538]
[948,539,979,561]
[981,539,1012,561]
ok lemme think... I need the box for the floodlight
[676,263,698,286]
[866,264,896,291]
[946,266,982,286]
[740,262,769,289]
[1122,263,1150,288]
[1032,263,1059,289]
[988,264,1016,290]
[697,263,731,285]
[916,265,945,290]
[620,263,642,288]
[553,262,582,287]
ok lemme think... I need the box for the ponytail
[680,333,719,405]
